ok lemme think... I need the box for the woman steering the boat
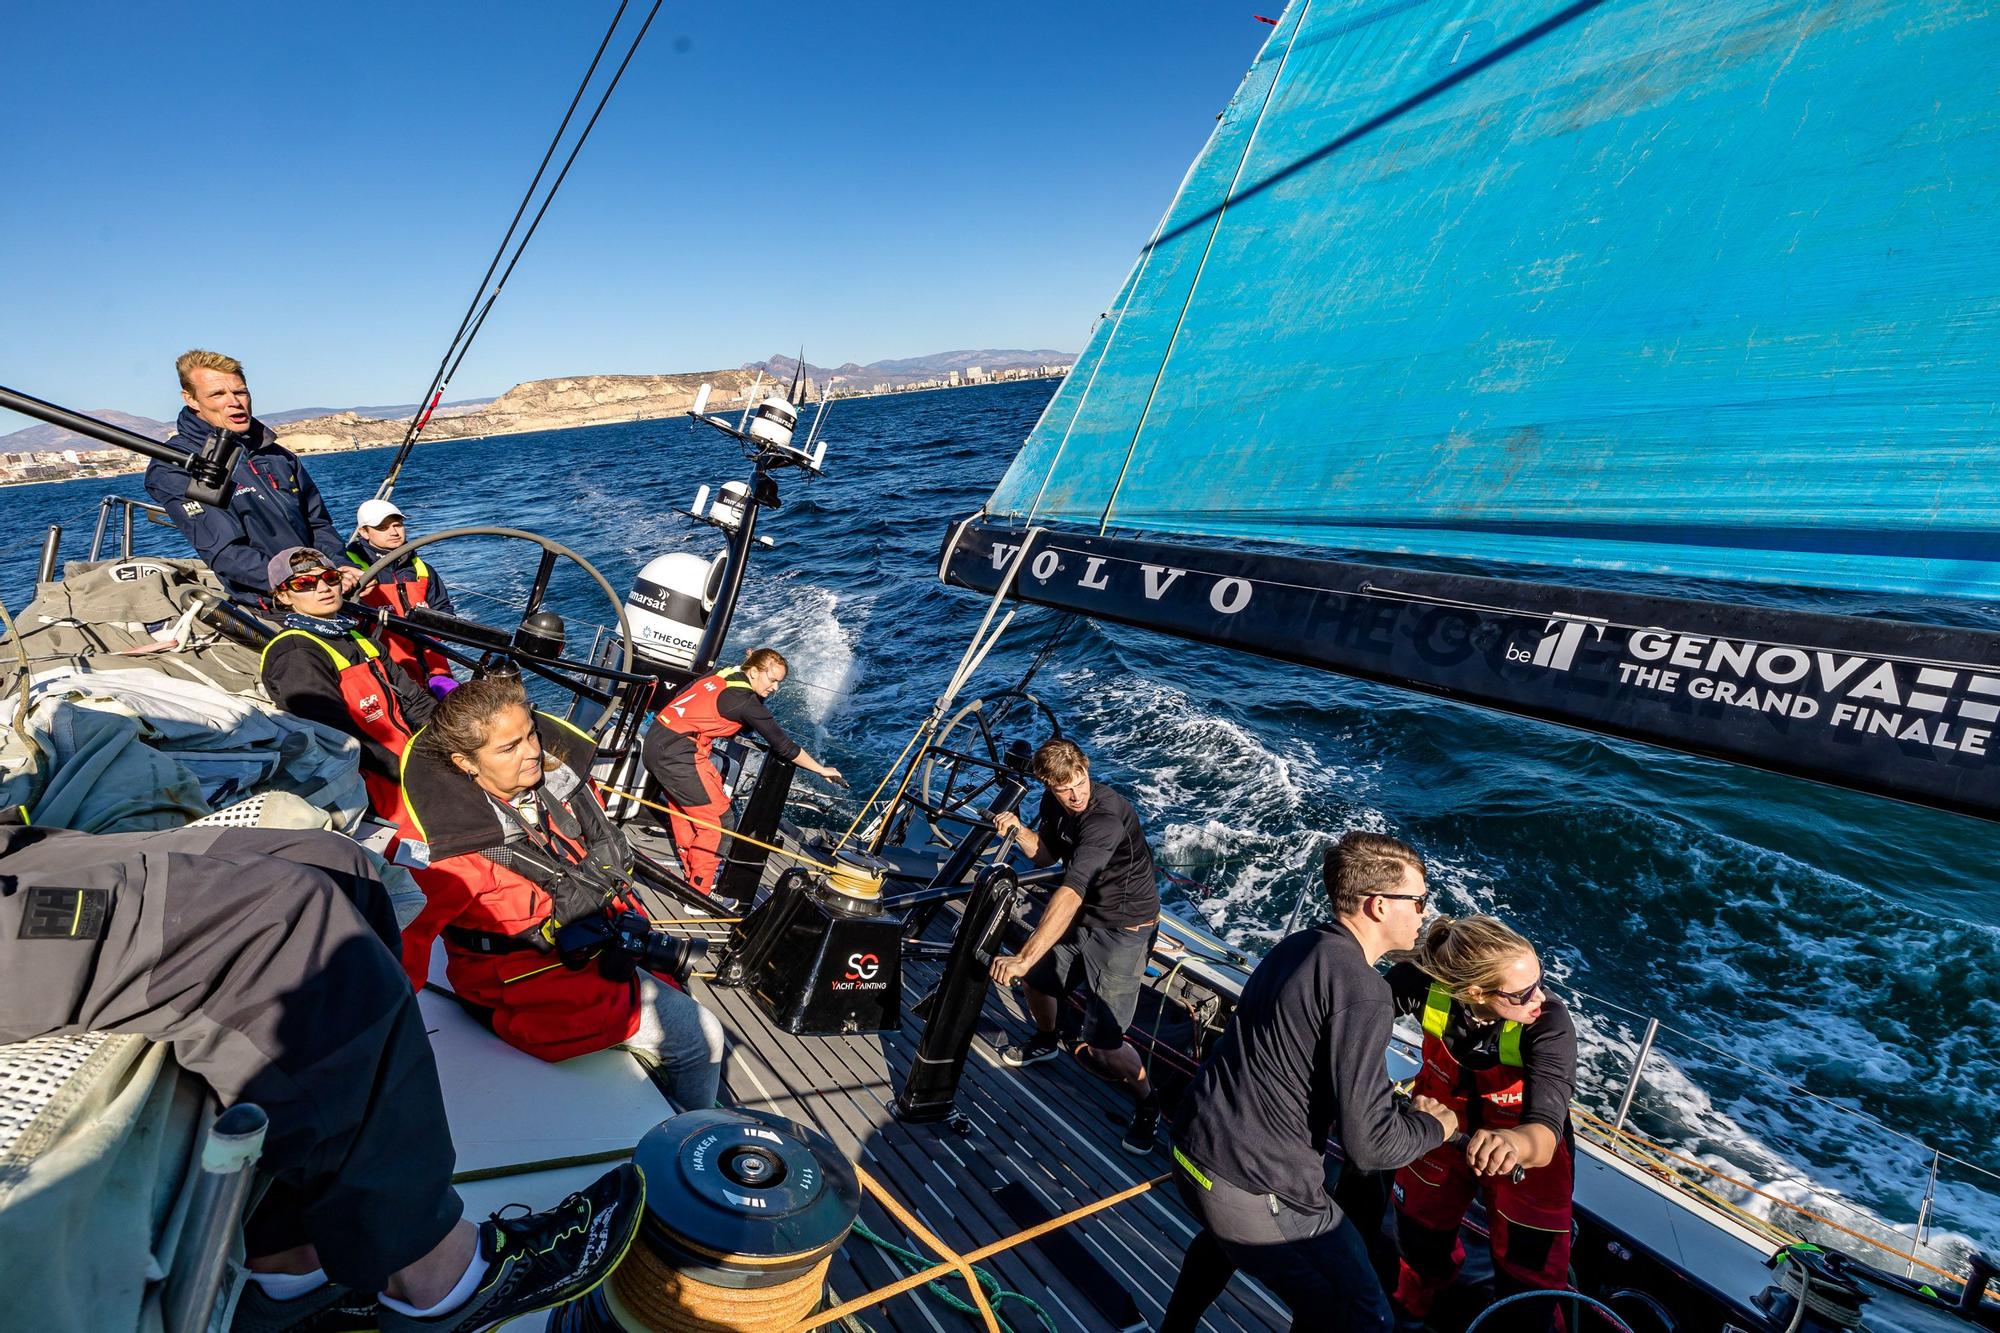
[1386,915,1578,1330]
[394,674,725,1109]
[642,647,843,897]
[260,544,436,822]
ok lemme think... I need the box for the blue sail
[991,0,2000,600]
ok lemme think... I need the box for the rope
[602,784,887,899]
[601,785,843,875]
[1092,1,1311,534]
[792,1173,1169,1331]
[849,1167,1001,1333]
[1465,1289,1636,1333]
[378,0,665,497]
[1573,1106,1991,1293]
[1561,982,2000,1186]
[848,1223,1055,1333]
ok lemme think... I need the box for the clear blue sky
[0,1,1269,430]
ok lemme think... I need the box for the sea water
[3,378,1993,1267]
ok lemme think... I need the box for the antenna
[736,371,765,432]
[690,383,711,418]
[787,346,805,405]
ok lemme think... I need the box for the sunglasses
[1493,972,1545,1006]
[1371,890,1431,913]
[279,569,342,594]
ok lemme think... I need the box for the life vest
[397,713,645,1062]
[261,627,417,819]
[347,550,454,684]
[1411,980,1528,1130]
[654,667,757,767]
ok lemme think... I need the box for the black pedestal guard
[732,870,907,1036]
[894,864,1022,1125]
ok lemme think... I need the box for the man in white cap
[347,498,460,695]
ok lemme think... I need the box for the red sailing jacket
[347,550,455,684]
[260,627,421,820]
[1410,980,1530,1128]
[396,713,645,1063]
[654,667,757,767]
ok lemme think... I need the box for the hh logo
[844,952,880,982]
[1507,613,1607,672]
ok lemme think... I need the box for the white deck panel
[416,987,670,1177]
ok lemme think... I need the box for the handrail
[1557,980,2000,1189]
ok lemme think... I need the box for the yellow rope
[792,1172,1169,1331]
[1573,1106,1986,1293]
[832,723,931,851]
[848,1166,1000,1333]
[601,785,844,875]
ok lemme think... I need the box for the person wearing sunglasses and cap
[260,546,437,821]
[1385,915,1578,1331]
[347,497,460,697]
[1162,831,1458,1333]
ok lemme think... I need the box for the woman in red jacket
[259,545,434,822]
[1386,916,1578,1331]
[397,674,723,1109]
[643,647,843,896]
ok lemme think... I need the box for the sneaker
[999,1030,1061,1067]
[1121,1098,1160,1155]
[231,1279,378,1332]
[379,1163,645,1333]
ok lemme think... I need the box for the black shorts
[1025,921,1155,1049]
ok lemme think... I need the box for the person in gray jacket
[0,819,644,1333]
[1162,831,1459,1333]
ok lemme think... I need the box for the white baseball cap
[356,498,406,528]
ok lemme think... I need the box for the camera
[609,914,712,985]
[553,910,711,986]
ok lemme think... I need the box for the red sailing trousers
[664,757,731,895]
[1392,1134,1574,1323]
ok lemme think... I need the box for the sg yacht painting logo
[832,952,887,992]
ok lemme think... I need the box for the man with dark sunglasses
[1162,831,1458,1332]
[260,546,437,821]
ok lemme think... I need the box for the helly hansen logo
[19,887,110,939]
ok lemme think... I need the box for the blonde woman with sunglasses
[1386,915,1578,1330]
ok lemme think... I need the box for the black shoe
[1000,1030,1061,1067]
[378,1164,645,1333]
[231,1279,378,1332]
[1121,1098,1160,1155]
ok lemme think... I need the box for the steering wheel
[908,688,1061,844]
[348,526,638,734]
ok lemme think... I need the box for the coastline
[0,373,1068,489]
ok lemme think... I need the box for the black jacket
[145,407,343,599]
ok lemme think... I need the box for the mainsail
[943,0,2000,818]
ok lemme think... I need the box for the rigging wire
[376,0,663,500]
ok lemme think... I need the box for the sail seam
[1022,202,1175,525]
[1093,0,1313,536]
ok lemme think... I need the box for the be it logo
[1506,613,1607,672]
[844,952,880,982]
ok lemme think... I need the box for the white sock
[247,1267,327,1300]
[378,1239,488,1318]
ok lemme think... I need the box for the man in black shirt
[1161,832,1459,1333]
[989,738,1164,1153]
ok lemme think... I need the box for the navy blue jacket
[145,407,344,599]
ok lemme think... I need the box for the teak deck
[633,838,1286,1333]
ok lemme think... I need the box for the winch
[722,852,906,1036]
[547,1108,859,1332]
